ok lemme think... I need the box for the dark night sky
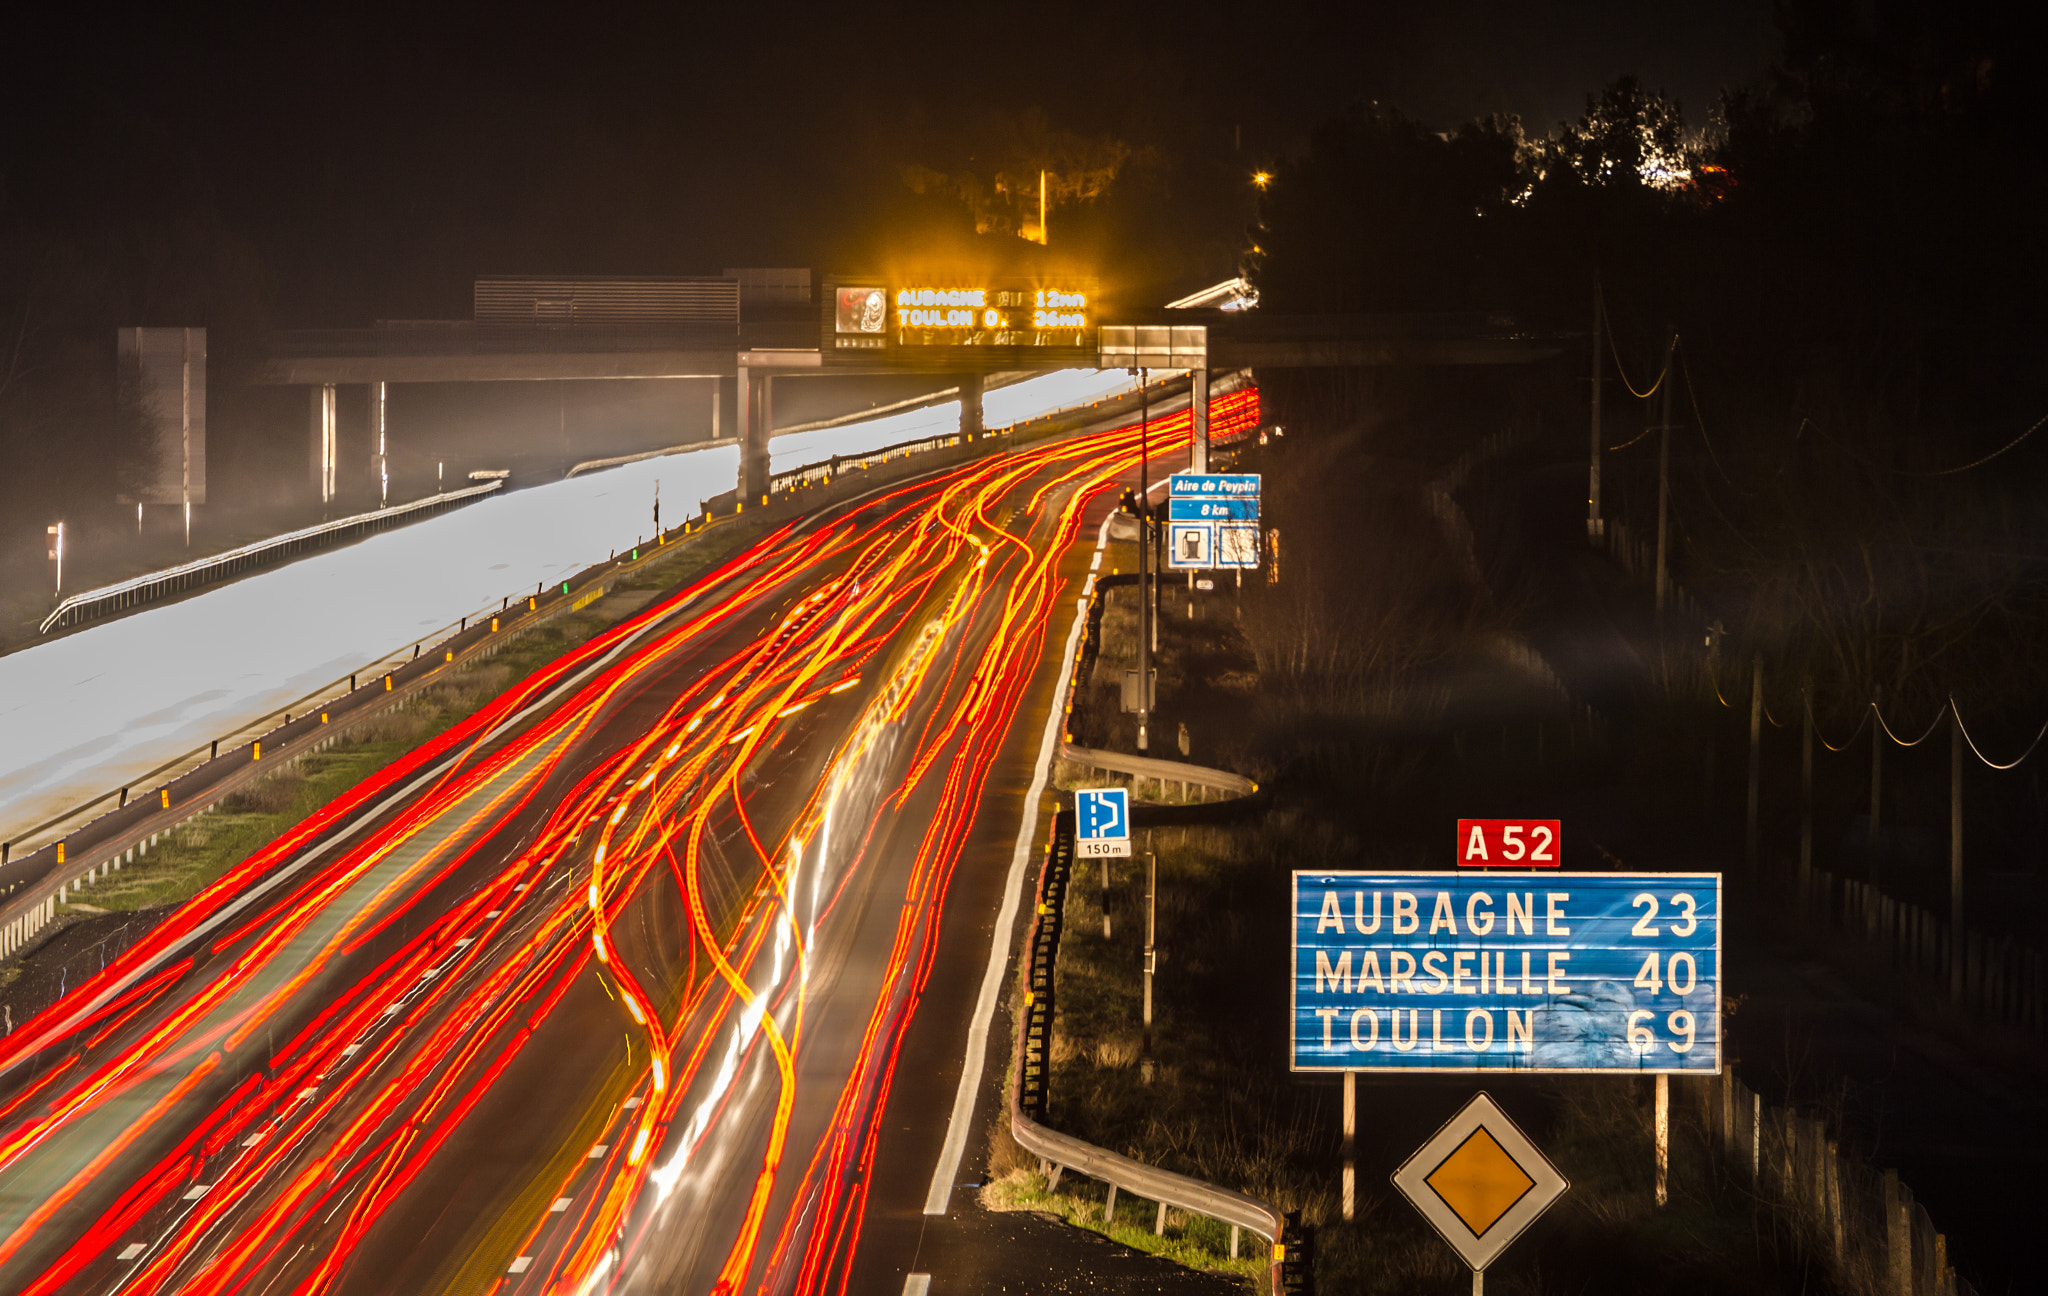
[0,1,1784,322]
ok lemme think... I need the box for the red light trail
[0,388,1259,1295]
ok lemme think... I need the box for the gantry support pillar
[737,365,772,502]
[310,383,338,504]
[1190,368,1210,473]
[960,370,984,442]
[371,380,389,506]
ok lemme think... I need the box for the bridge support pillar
[737,365,771,501]
[1190,368,1210,473]
[371,380,389,506]
[960,370,984,442]
[310,384,338,504]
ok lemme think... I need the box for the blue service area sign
[1168,498,1259,521]
[1290,871,1721,1074]
[1075,788,1132,857]
[1167,474,1262,572]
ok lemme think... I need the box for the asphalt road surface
[0,392,1258,1296]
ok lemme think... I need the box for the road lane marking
[903,1275,931,1296]
[508,1256,532,1273]
[924,508,1110,1215]
[550,1197,572,1212]
[117,1244,145,1261]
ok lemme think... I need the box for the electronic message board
[1291,871,1720,1074]
[822,277,1098,362]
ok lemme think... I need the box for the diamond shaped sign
[1392,1092,1567,1273]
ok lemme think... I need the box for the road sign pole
[1655,1073,1670,1206]
[1102,854,1112,938]
[1135,368,1150,752]
[1342,1070,1356,1220]
[1142,848,1157,1063]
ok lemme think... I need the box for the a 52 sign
[1457,819,1560,867]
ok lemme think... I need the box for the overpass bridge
[259,270,1555,502]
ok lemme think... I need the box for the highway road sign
[1167,522,1213,569]
[1075,788,1132,857]
[1290,871,1721,1073]
[1392,1091,1566,1277]
[1216,524,1259,568]
[1168,498,1258,521]
[1167,474,1260,570]
[1456,820,1561,867]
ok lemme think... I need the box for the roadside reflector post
[1654,1073,1669,1206]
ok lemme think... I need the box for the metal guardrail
[1057,741,1257,800]
[1003,496,1284,1291]
[566,438,737,478]
[767,431,967,494]
[1009,809,1284,1291]
[39,483,505,634]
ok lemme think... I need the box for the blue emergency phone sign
[1291,871,1721,1074]
[1075,788,1132,857]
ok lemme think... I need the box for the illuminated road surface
[0,368,1139,850]
[0,390,1256,1295]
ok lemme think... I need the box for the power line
[1872,698,1950,748]
[1950,698,2048,770]
[1603,309,1666,399]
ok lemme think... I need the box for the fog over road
[0,370,1138,851]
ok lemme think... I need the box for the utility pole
[1800,681,1814,901]
[1588,279,1603,541]
[1653,332,1676,616]
[1135,369,1151,753]
[1746,655,1762,881]
[1950,704,1964,1001]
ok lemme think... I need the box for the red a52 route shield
[1456,819,1561,867]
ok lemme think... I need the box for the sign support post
[1135,369,1151,752]
[1655,1073,1670,1206]
[1341,1070,1357,1220]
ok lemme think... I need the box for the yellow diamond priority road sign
[1392,1092,1567,1275]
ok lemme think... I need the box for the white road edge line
[923,507,1112,1215]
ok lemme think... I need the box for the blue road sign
[1168,474,1261,570]
[1076,788,1132,857]
[1168,499,1259,522]
[1169,473,1261,499]
[1167,522,1213,569]
[1290,871,1721,1074]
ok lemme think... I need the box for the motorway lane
[0,390,1257,1296]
